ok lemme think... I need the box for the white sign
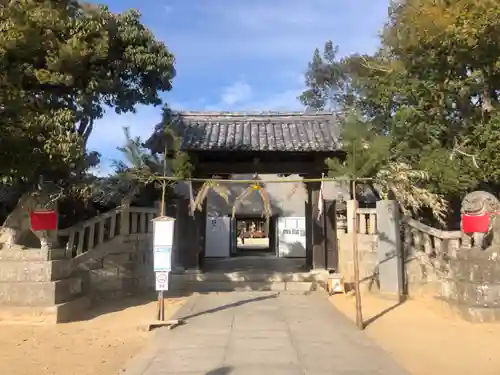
[153,217,175,247]
[155,271,169,291]
[153,246,172,272]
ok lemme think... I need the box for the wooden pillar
[305,183,313,269]
[310,181,326,270]
[196,197,207,270]
[325,200,339,271]
[174,197,199,270]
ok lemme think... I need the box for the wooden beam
[197,161,325,176]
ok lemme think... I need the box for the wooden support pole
[352,179,364,330]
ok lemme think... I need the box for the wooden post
[305,182,314,269]
[352,179,364,330]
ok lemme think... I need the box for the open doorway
[234,216,276,256]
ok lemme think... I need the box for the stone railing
[58,206,158,259]
[402,217,462,270]
[344,203,377,234]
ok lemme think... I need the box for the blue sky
[88,0,390,175]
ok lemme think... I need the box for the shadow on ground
[72,289,191,322]
[362,296,406,328]
[205,367,233,375]
[179,293,279,320]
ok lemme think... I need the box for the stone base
[443,247,500,323]
[0,248,66,261]
[0,296,91,324]
[445,300,500,323]
[0,259,73,282]
[0,278,82,305]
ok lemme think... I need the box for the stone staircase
[0,247,89,323]
[171,257,329,293]
[171,270,329,293]
[0,205,158,323]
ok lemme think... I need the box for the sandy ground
[331,293,500,375]
[0,296,185,375]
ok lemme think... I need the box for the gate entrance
[166,111,344,272]
[235,216,273,256]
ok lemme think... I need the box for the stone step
[0,295,91,324]
[0,248,66,261]
[0,278,82,305]
[171,280,317,293]
[0,259,73,282]
[176,271,329,283]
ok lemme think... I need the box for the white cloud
[220,81,253,106]
[201,80,305,112]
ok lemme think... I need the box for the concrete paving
[122,291,409,375]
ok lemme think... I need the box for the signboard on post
[155,271,169,291]
[153,217,176,247]
[152,217,176,293]
[154,246,172,272]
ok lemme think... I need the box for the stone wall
[401,218,462,300]
[444,249,500,322]
[337,232,378,291]
[79,234,155,297]
[337,202,380,291]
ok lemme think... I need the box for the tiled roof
[171,111,341,152]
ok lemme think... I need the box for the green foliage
[0,0,175,186]
[112,126,163,185]
[326,112,392,179]
[327,112,448,222]
[144,105,194,179]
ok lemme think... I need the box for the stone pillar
[120,204,130,236]
[376,200,404,299]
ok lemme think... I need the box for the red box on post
[29,210,58,231]
[461,212,489,233]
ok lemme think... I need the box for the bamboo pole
[351,142,364,330]
[157,145,168,322]
[352,179,364,330]
[148,176,374,184]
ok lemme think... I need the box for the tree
[144,105,194,179]
[300,0,500,210]
[0,0,176,186]
[328,112,448,223]
[0,1,176,247]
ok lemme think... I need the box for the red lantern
[461,212,489,233]
[29,210,58,231]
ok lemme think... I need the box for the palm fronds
[375,162,447,224]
